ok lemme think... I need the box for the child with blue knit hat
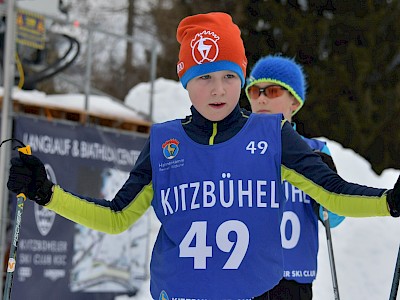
[6,13,400,300]
[246,55,345,300]
[246,55,306,116]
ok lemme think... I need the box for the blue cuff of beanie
[180,60,245,88]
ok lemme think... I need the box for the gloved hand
[7,153,54,205]
[387,176,400,217]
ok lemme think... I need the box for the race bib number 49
[179,220,249,269]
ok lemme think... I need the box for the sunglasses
[247,85,287,100]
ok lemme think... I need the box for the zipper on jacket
[209,123,217,145]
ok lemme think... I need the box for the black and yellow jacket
[46,105,390,234]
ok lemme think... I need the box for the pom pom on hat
[176,12,247,88]
[245,55,307,115]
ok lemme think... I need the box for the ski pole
[0,139,31,300]
[3,193,26,300]
[323,207,340,300]
[389,244,400,300]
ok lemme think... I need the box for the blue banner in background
[10,115,149,299]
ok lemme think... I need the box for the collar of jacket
[189,104,243,132]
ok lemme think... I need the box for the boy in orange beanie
[176,12,247,88]
[7,12,400,300]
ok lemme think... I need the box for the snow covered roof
[0,87,151,134]
[0,78,192,132]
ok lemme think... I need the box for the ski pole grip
[16,193,27,201]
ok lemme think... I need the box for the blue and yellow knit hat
[245,55,307,115]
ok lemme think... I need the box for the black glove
[387,176,400,217]
[7,153,54,205]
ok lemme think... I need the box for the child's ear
[291,98,301,111]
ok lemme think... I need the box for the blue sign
[9,115,149,299]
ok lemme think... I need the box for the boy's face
[186,70,242,122]
[248,82,300,121]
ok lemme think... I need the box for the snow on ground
[125,78,191,123]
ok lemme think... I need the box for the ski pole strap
[17,145,31,155]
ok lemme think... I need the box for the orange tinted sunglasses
[247,85,287,100]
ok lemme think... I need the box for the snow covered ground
[313,139,400,300]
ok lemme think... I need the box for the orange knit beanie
[176,12,247,88]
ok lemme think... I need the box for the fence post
[84,26,93,123]
[148,39,157,122]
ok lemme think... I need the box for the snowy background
[5,78,400,299]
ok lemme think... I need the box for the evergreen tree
[239,0,400,173]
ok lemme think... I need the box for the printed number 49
[179,221,249,270]
[246,141,268,154]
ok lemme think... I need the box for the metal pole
[3,194,26,300]
[389,243,400,300]
[323,208,340,300]
[84,26,93,122]
[148,39,157,122]
[0,0,17,295]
